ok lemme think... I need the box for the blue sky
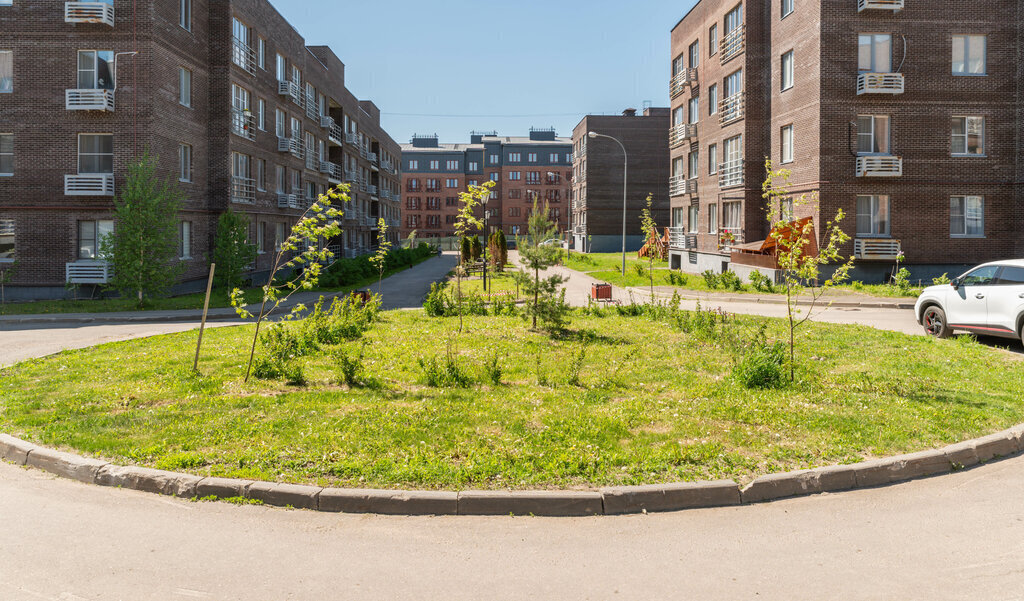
[271,0,698,143]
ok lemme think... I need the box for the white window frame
[857,115,890,155]
[709,24,718,57]
[257,98,265,130]
[179,0,191,31]
[856,195,890,237]
[781,50,794,91]
[952,116,985,156]
[688,204,699,234]
[858,33,892,73]
[179,221,192,260]
[77,50,114,90]
[708,143,717,174]
[178,143,192,182]
[950,195,985,238]
[0,51,10,94]
[708,203,718,234]
[179,67,191,107]
[257,38,266,70]
[78,220,114,260]
[688,40,700,69]
[952,35,987,76]
[687,149,699,179]
[688,97,699,124]
[781,125,794,164]
[781,0,794,18]
[0,133,12,176]
[723,201,742,231]
[708,83,718,115]
[78,134,113,174]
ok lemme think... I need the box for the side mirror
[951,278,961,290]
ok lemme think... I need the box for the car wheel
[923,306,952,339]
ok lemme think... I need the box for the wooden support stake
[193,263,216,373]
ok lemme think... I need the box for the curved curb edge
[2,426,1023,517]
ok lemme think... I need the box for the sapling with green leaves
[100,153,185,306]
[762,159,854,381]
[514,198,570,332]
[452,180,493,332]
[212,208,257,290]
[639,194,657,299]
[231,184,348,381]
[369,218,392,297]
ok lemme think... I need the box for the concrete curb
[3,425,1024,516]
[640,289,916,311]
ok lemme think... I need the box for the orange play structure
[637,227,669,260]
[731,217,819,269]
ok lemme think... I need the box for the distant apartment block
[400,130,572,239]
[571,108,671,253]
[668,0,1023,280]
[0,0,401,299]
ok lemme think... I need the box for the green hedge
[317,243,435,289]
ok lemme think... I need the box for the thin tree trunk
[533,265,539,329]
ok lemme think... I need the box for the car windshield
[960,265,1000,286]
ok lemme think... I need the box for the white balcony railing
[668,227,698,250]
[65,173,114,196]
[366,184,378,196]
[320,114,335,130]
[329,123,345,146]
[305,95,319,120]
[230,177,256,204]
[718,159,744,188]
[319,160,336,175]
[855,238,902,260]
[231,108,256,141]
[66,88,114,112]
[720,25,745,62]
[65,2,114,26]
[669,122,697,148]
[858,0,904,11]
[380,158,395,173]
[719,93,745,126]
[669,175,697,197]
[277,136,304,159]
[345,132,359,146]
[66,260,112,284]
[670,68,698,98]
[367,152,379,165]
[856,155,903,177]
[345,170,359,185]
[366,216,377,228]
[278,194,300,209]
[231,37,257,76]
[328,164,344,183]
[278,80,304,107]
[857,72,905,95]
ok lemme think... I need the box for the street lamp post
[482,198,489,293]
[588,131,628,275]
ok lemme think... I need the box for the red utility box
[591,283,612,301]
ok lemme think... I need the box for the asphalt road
[2,254,1023,599]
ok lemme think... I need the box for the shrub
[423,282,455,317]
[702,270,721,289]
[463,292,488,316]
[633,262,647,278]
[667,271,690,286]
[567,343,588,387]
[252,324,308,383]
[748,270,775,293]
[892,267,912,294]
[299,294,380,347]
[482,352,503,386]
[418,352,472,388]
[460,237,473,263]
[333,343,366,387]
[932,273,951,286]
[719,270,743,292]
[490,294,519,317]
[733,328,787,389]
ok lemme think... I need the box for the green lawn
[565,252,924,298]
[1,309,1021,490]
[455,272,521,298]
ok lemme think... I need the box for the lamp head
[587,131,598,139]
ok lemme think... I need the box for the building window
[0,218,13,262]
[708,143,717,174]
[781,50,794,90]
[446,178,458,188]
[179,67,191,107]
[782,0,794,18]
[708,204,718,234]
[0,133,11,175]
[725,4,743,36]
[257,38,266,70]
[276,54,286,82]
[950,196,984,238]
[858,34,891,73]
[952,116,985,156]
[722,202,741,232]
[408,159,419,170]
[78,51,114,90]
[274,222,286,251]
[509,152,521,162]
[709,24,718,57]
[509,171,521,181]
[952,35,986,76]
[257,98,265,130]
[489,172,499,182]
[688,205,699,233]
[781,125,794,163]
[468,161,479,171]
[178,144,192,182]
[509,207,521,217]
[0,51,10,93]
[275,165,285,194]
[179,0,191,31]
[688,40,700,69]
[257,221,266,254]
[528,153,538,163]
[79,220,114,259]
[672,54,684,77]
[255,159,266,191]
[725,68,743,97]
[708,83,718,115]
[179,221,192,259]
[489,154,499,165]
[673,106,685,126]
[857,115,890,154]
[549,153,559,163]
[78,134,113,174]
[856,195,890,237]
[274,109,286,138]
[429,160,439,170]
[688,149,699,179]
[688,97,699,124]
[446,160,459,170]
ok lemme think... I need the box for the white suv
[915,260,1024,341]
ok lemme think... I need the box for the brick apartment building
[571,107,671,253]
[400,130,572,240]
[668,0,1024,280]
[0,0,401,300]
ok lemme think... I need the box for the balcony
[345,170,360,185]
[231,108,256,141]
[855,238,902,261]
[670,68,698,99]
[718,159,744,188]
[65,173,114,196]
[668,227,698,250]
[345,132,359,146]
[719,93,745,126]
[856,155,903,177]
[66,88,114,112]
[366,216,378,228]
[278,194,300,209]
[857,72,904,95]
[231,37,256,76]
[328,163,344,184]
[320,114,335,130]
[328,123,345,146]
[66,260,111,284]
[230,177,256,204]
[669,122,697,148]
[305,94,319,120]
[669,175,697,197]
[380,158,395,173]
[277,136,303,159]
[366,184,378,197]
[319,160,336,176]
[368,152,379,166]
[65,2,114,26]
[720,25,745,63]
[277,80,304,107]
[858,0,903,11]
